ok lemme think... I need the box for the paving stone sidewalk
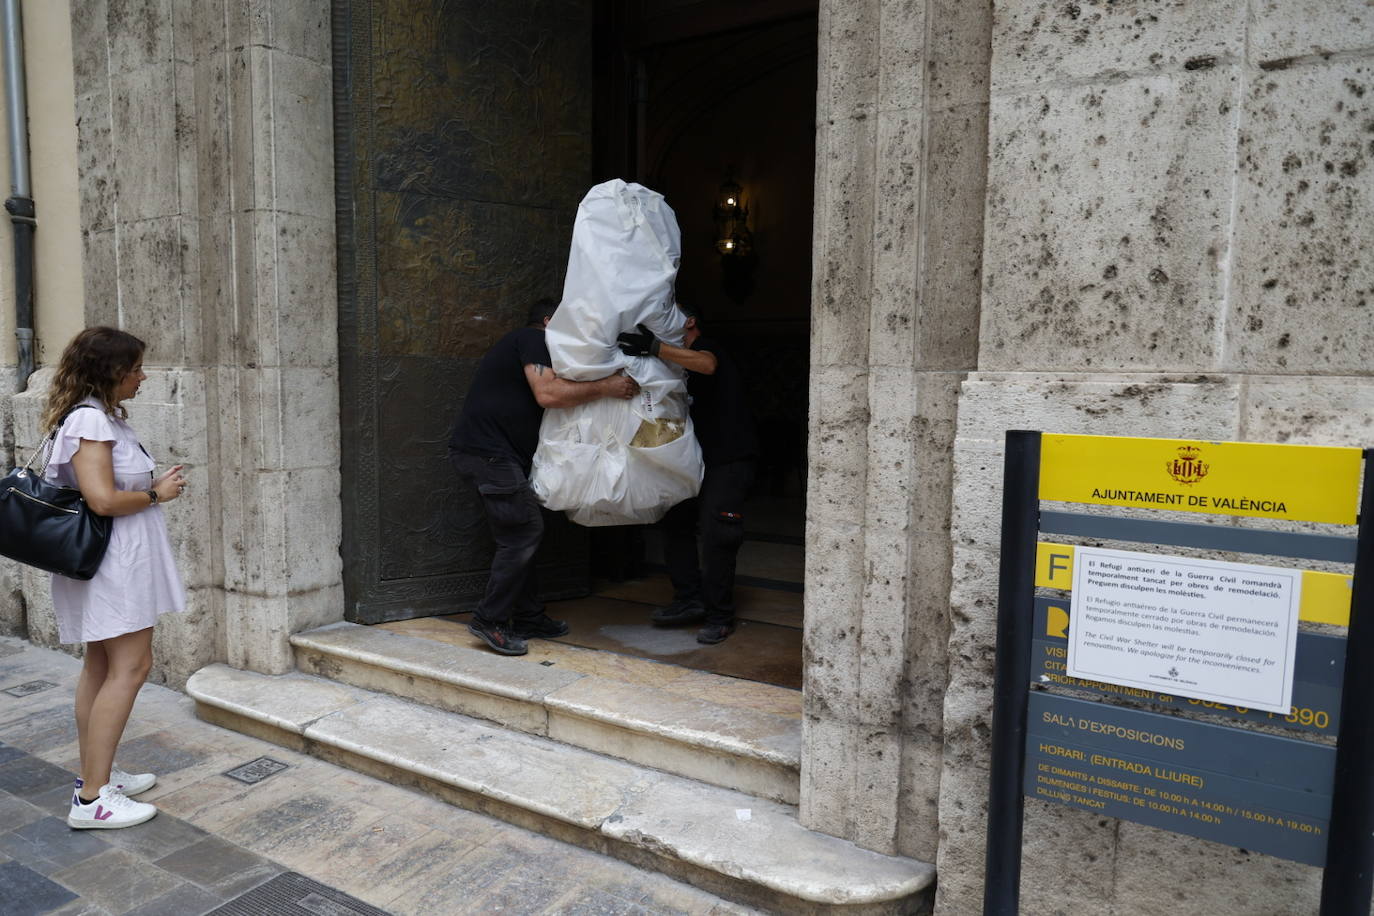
[0,636,753,915]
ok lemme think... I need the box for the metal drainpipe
[2,0,35,392]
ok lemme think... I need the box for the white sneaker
[74,766,156,797]
[67,784,157,829]
[109,766,156,796]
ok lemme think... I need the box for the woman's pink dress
[45,399,186,643]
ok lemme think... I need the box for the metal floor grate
[223,756,291,784]
[208,872,391,915]
[2,680,56,697]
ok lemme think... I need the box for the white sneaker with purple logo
[67,784,157,829]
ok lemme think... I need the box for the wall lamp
[714,179,752,257]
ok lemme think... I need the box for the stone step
[186,664,936,915]
[289,621,801,804]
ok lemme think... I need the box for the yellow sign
[1034,542,1353,626]
[1038,434,1362,525]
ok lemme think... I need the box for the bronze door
[333,0,595,623]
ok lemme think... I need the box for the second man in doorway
[617,304,758,644]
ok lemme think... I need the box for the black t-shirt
[449,327,551,467]
[686,336,758,467]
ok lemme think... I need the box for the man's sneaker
[467,617,528,656]
[651,598,706,626]
[77,768,156,797]
[67,784,157,830]
[696,622,736,645]
[513,614,570,640]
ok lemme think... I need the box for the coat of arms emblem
[1167,445,1209,485]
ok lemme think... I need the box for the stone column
[936,3,1374,913]
[212,3,342,674]
[802,0,991,860]
[32,0,344,683]
[1,0,226,682]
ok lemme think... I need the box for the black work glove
[617,323,661,357]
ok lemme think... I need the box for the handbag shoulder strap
[25,403,104,476]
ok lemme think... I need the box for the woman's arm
[69,439,185,517]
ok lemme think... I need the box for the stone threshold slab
[186,664,934,913]
[290,622,802,803]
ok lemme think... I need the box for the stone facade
[802,0,990,864]
[1,1,342,687]
[803,1,1374,913]
[0,1,1370,913]
[941,3,1373,914]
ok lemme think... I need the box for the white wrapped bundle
[531,180,704,526]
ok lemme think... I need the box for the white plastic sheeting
[531,180,704,527]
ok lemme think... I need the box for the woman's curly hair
[42,327,146,431]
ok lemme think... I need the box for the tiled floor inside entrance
[383,568,802,693]
[380,591,802,720]
[381,491,805,708]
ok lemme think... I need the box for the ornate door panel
[335,0,594,623]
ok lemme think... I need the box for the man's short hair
[526,297,558,326]
[676,300,701,322]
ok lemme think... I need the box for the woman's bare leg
[79,628,153,794]
[74,641,110,781]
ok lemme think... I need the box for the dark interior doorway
[336,0,817,688]
[574,0,817,686]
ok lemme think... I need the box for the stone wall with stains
[0,1,342,688]
[935,2,1374,914]
[802,0,993,866]
[0,1,1365,907]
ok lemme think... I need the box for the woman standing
[41,327,188,829]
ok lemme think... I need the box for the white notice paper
[1066,547,1301,714]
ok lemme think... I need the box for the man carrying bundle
[450,297,639,656]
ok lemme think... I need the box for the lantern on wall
[714,179,752,257]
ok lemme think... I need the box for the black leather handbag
[0,406,113,579]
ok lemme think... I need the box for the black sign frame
[982,430,1374,915]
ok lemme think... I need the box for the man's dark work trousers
[450,451,544,626]
[662,459,755,626]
